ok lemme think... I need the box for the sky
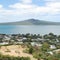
[0,0,60,22]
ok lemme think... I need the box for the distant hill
[0,19,60,25]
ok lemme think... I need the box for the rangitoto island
[0,33,60,60]
[0,19,60,25]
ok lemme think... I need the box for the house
[22,37,27,42]
[0,42,9,45]
[50,45,56,49]
[4,35,11,40]
[47,51,53,55]
[2,35,11,43]
[0,34,5,39]
[31,42,42,47]
[56,39,59,43]
[17,39,21,42]
[14,42,23,44]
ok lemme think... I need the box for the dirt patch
[0,45,37,60]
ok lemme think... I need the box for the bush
[0,54,30,60]
[29,47,34,54]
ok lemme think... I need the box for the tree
[42,42,50,51]
[29,47,34,54]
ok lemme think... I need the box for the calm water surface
[0,25,60,35]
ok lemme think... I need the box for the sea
[0,25,60,35]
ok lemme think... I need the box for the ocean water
[0,25,60,35]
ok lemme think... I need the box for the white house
[31,42,42,47]
[47,51,53,55]
[50,45,56,49]
[0,42,9,45]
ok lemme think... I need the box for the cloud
[9,3,36,9]
[45,2,60,14]
[43,0,60,2]
[0,5,3,8]
[0,0,60,22]
[21,0,32,4]
[47,2,60,8]
[9,1,60,15]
